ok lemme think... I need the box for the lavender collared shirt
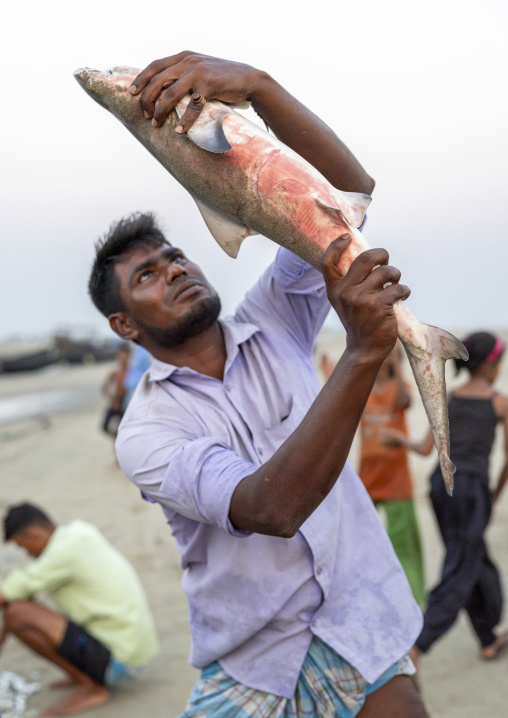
[116,248,422,698]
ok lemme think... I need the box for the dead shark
[74,65,468,495]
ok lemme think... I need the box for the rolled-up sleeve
[2,551,71,602]
[236,248,330,352]
[117,418,257,536]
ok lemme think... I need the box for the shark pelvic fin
[192,196,258,258]
[176,100,232,153]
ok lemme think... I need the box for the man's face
[112,244,221,349]
[11,528,47,558]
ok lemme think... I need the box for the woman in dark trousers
[384,331,508,667]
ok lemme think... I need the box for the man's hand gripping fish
[74,64,468,495]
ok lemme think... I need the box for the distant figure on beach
[322,342,426,607]
[101,344,131,437]
[384,331,508,667]
[123,344,151,406]
[0,503,158,717]
[87,52,429,717]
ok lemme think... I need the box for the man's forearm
[130,52,374,195]
[251,72,375,195]
[230,238,410,537]
[230,347,381,537]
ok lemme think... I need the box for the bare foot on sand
[41,685,109,716]
[480,631,508,661]
[49,677,77,690]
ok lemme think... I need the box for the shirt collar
[147,317,259,383]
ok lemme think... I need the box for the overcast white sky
[1,0,506,341]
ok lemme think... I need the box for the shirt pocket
[261,393,306,456]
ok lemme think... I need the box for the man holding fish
[88,52,429,717]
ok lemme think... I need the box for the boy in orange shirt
[359,342,425,605]
[322,342,425,605]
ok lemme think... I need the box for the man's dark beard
[136,294,222,349]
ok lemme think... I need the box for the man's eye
[139,269,154,282]
[172,255,185,264]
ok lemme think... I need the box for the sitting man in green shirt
[0,503,159,717]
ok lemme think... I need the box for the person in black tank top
[383,331,508,678]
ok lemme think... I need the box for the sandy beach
[1,331,507,718]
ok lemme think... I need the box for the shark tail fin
[400,319,468,497]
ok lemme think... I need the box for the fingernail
[129,84,137,94]
[152,118,159,127]
[175,125,184,134]
[144,111,150,119]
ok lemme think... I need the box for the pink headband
[485,337,504,364]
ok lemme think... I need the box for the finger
[381,282,411,305]
[139,59,191,119]
[151,65,207,127]
[140,76,177,119]
[130,51,192,95]
[321,235,352,279]
[173,92,207,133]
[362,263,402,292]
[344,248,390,285]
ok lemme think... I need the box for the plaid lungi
[178,636,415,717]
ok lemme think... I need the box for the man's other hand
[322,238,410,364]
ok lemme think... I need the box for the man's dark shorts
[57,621,111,685]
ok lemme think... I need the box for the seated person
[0,503,159,717]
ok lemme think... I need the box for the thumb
[321,234,352,279]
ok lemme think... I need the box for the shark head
[73,66,140,121]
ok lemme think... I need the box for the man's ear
[109,312,140,342]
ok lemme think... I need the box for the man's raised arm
[230,236,409,537]
[129,51,374,194]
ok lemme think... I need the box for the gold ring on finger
[191,91,206,106]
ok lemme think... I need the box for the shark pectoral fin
[186,117,232,153]
[175,99,232,153]
[193,197,258,258]
[341,191,372,228]
[314,199,351,229]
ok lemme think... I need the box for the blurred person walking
[101,344,131,437]
[123,344,151,406]
[384,332,508,665]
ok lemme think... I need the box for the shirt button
[258,448,264,455]
[316,566,323,575]
[224,385,231,393]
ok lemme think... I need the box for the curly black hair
[88,212,170,318]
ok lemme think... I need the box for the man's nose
[166,262,187,283]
